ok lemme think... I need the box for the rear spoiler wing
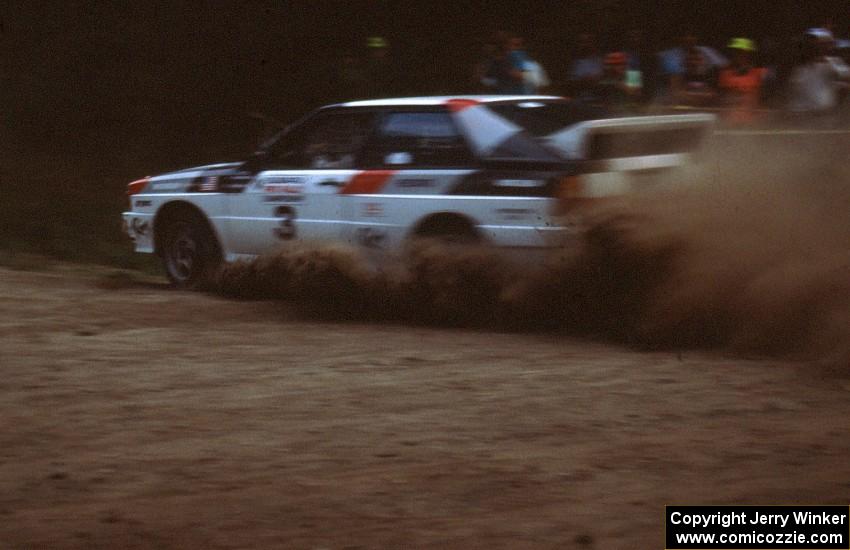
[544,114,716,173]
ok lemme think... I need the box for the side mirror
[384,152,413,165]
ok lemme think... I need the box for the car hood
[166,162,244,176]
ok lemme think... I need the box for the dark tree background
[2,1,848,173]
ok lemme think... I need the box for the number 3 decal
[274,206,297,240]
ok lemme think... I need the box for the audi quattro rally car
[122,96,713,287]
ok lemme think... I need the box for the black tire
[404,217,484,266]
[160,214,221,289]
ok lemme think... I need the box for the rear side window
[363,111,474,168]
[486,101,605,137]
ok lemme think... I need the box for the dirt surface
[1,265,849,549]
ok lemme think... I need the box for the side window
[265,112,375,169]
[363,111,474,168]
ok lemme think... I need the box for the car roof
[336,95,565,108]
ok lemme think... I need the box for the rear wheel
[412,215,481,246]
[160,215,221,289]
[404,215,484,266]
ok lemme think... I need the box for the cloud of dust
[595,135,850,359]
[214,135,850,362]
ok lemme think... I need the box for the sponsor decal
[264,183,304,194]
[263,176,305,201]
[361,202,384,217]
[264,194,302,203]
[134,199,152,208]
[496,208,534,220]
[355,227,386,249]
[152,181,184,191]
[263,175,306,188]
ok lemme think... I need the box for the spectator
[335,49,368,100]
[623,29,645,72]
[623,29,652,102]
[834,18,850,63]
[755,37,782,107]
[786,29,850,116]
[473,41,500,92]
[493,33,530,94]
[597,51,641,111]
[568,33,604,102]
[657,34,727,103]
[483,33,550,95]
[522,48,551,94]
[822,29,850,110]
[671,48,718,107]
[837,38,850,65]
[718,38,768,123]
[363,36,399,98]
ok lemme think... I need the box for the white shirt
[788,57,850,112]
[787,57,850,112]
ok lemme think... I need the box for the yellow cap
[728,37,755,52]
[367,36,388,48]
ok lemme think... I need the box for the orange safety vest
[718,67,767,123]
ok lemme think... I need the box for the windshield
[486,100,606,137]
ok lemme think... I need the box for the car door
[340,109,478,252]
[224,110,376,256]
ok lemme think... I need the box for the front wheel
[160,216,221,289]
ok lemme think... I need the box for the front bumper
[122,212,155,253]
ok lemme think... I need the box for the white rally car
[123,96,713,287]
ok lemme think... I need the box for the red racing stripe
[444,98,480,112]
[339,170,396,194]
[126,177,150,196]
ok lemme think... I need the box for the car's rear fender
[398,196,570,250]
[411,212,483,242]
